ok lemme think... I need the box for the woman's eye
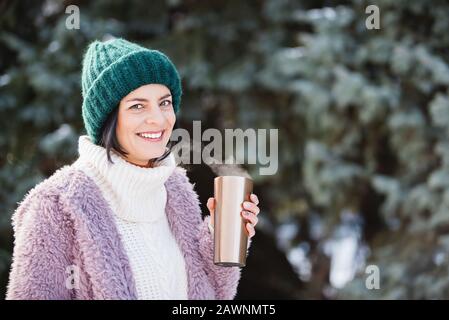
[130,104,144,110]
[161,100,172,107]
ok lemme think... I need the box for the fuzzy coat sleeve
[197,215,252,300]
[6,191,74,300]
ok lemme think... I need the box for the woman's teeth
[137,131,163,140]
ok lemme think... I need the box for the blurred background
[2,0,449,299]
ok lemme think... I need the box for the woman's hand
[206,193,260,238]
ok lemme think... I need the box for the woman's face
[116,83,176,167]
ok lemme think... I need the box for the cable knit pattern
[6,137,243,300]
[73,135,188,299]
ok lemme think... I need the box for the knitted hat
[81,38,182,145]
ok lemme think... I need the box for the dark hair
[99,106,175,168]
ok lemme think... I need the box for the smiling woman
[117,84,176,166]
[100,84,177,168]
[5,38,260,300]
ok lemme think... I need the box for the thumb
[206,197,215,227]
[206,197,215,215]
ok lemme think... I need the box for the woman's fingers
[242,194,259,239]
[250,193,259,205]
[207,197,215,228]
[243,201,260,215]
[245,222,256,238]
[241,210,258,226]
[207,197,215,213]
[209,195,259,238]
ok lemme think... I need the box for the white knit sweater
[72,135,213,300]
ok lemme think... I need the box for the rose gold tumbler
[213,176,253,267]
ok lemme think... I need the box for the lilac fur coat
[6,164,243,300]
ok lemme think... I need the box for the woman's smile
[136,130,165,142]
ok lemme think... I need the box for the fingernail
[243,202,250,209]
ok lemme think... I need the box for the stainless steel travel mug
[213,176,253,267]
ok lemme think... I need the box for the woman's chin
[139,150,165,161]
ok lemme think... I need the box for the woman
[6,38,260,300]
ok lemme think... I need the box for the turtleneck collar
[76,135,176,223]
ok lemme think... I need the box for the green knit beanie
[81,38,182,145]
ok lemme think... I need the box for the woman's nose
[144,106,165,126]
